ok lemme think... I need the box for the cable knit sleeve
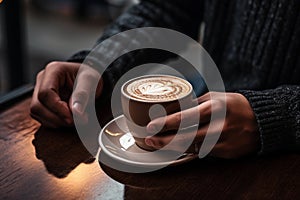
[239,85,300,154]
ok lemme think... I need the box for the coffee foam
[124,75,192,102]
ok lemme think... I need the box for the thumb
[70,65,102,117]
[72,91,89,115]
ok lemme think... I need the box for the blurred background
[0,0,137,97]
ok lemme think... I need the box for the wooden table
[0,95,300,200]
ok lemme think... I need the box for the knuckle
[30,103,40,116]
[38,88,51,102]
[174,113,181,124]
[46,61,60,69]
[45,61,65,73]
[212,99,226,113]
[37,70,44,79]
[199,92,211,101]
[207,91,216,98]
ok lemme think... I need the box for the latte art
[137,82,177,95]
[124,75,192,102]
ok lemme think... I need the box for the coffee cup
[121,75,193,151]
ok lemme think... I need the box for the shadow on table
[32,126,95,178]
[30,96,116,178]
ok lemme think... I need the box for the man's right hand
[30,61,103,128]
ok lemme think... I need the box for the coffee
[123,76,192,102]
[121,75,193,151]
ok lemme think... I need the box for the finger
[30,96,73,128]
[31,76,73,128]
[38,65,73,123]
[197,92,211,104]
[145,124,206,152]
[147,100,213,133]
[145,130,195,152]
[39,89,72,122]
[197,92,225,104]
[31,100,73,128]
[192,118,227,157]
[146,119,224,152]
[70,66,101,118]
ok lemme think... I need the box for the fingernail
[145,138,154,147]
[147,124,157,133]
[73,102,83,114]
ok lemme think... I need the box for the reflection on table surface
[0,98,123,200]
[0,97,300,200]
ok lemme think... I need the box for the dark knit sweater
[69,0,300,154]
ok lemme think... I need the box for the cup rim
[121,74,193,103]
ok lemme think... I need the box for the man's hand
[30,61,103,128]
[145,92,260,159]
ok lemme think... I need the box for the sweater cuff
[239,90,292,155]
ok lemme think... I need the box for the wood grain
[0,98,123,200]
[0,97,299,200]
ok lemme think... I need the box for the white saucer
[99,115,198,168]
